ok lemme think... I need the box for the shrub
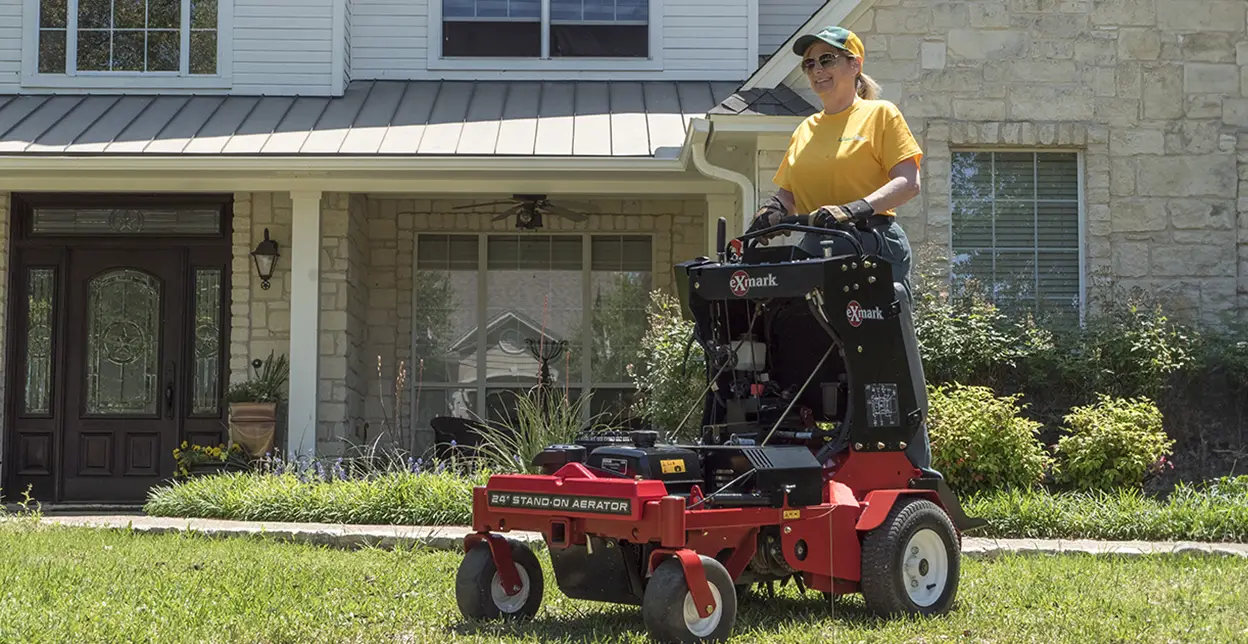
[465,387,604,474]
[629,290,706,440]
[1053,394,1175,492]
[926,383,1053,493]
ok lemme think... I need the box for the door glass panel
[24,268,55,415]
[192,268,222,415]
[85,269,161,416]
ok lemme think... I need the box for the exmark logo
[729,270,778,296]
[846,300,884,327]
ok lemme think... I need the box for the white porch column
[287,190,322,456]
[706,194,738,257]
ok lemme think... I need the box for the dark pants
[797,219,937,476]
[797,217,914,305]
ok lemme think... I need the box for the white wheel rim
[490,564,531,613]
[681,582,724,637]
[902,528,949,607]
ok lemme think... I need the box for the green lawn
[2,521,1247,643]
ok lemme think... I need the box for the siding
[0,0,20,93]
[758,0,823,58]
[350,0,750,80]
[350,0,428,79]
[344,0,353,81]
[232,0,336,94]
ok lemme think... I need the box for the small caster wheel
[860,497,960,617]
[641,555,736,643]
[455,537,544,621]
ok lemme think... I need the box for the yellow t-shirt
[772,98,923,217]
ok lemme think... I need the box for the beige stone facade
[764,0,1248,323]
[220,193,706,456]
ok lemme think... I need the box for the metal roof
[708,85,817,117]
[0,80,748,157]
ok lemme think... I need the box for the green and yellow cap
[793,25,865,60]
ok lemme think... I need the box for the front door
[61,250,185,502]
[4,194,232,504]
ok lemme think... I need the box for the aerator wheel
[455,538,544,621]
[860,497,961,617]
[642,555,737,643]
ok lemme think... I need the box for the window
[412,233,652,433]
[439,0,650,59]
[950,151,1083,312]
[34,0,219,77]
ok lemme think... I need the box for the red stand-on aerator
[454,215,986,642]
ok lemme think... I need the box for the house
[0,0,1245,504]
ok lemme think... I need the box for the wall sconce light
[251,228,280,290]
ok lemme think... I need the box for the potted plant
[174,441,247,478]
[227,352,289,458]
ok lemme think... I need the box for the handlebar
[738,213,867,256]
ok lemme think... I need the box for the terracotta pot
[229,401,278,457]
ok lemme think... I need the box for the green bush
[628,290,706,440]
[962,476,1248,542]
[926,383,1053,494]
[914,285,1053,388]
[1053,394,1175,492]
[144,469,485,526]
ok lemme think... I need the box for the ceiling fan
[452,194,597,230]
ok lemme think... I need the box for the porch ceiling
[0,80,746,159]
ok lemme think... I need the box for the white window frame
[410,231,655,426]
[945,147,1087,320]
[427,0,664,72]
[21,0,233,90]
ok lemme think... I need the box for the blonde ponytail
[856,72,881,100]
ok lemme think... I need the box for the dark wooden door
[60,249,186,502]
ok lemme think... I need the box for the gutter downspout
[688,118,757,236]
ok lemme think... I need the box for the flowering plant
[173,441,246,477]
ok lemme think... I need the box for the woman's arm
[862,157,921,214]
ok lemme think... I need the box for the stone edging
[8,514,1247,559]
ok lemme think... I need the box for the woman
[756,26,937,476]
[755,25,923,303]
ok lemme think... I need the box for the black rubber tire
[455,538,544,622]
[641,555,737,643]
[860,497,960,617]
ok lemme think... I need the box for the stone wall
[345,194,371,451]
[363,197,707,453]
[230,192,364,454]
[770,0,1247,322]
[229,192,294,386]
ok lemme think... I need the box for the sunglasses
[800,52,846,73]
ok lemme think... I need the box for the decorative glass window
[950,151,1083,312]
[412,233,652,434]
[31,208,222,236]
[441,0,649,58]
[37,0,219,75]
[24,268,56,416]
[191,268,222,416]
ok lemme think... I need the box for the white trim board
[741,0,874,91]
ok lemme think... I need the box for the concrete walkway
[9,514,1248,559]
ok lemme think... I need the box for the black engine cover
[586,444,702,489]
[699,445,823,508]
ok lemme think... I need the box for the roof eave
[0,154,689,174]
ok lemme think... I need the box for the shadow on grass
[447,591,955,642]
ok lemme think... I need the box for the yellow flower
[181,441,189,449]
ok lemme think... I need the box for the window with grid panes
[412,233,651,433]
[36,0,219,76]
[950,151,1082,311]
